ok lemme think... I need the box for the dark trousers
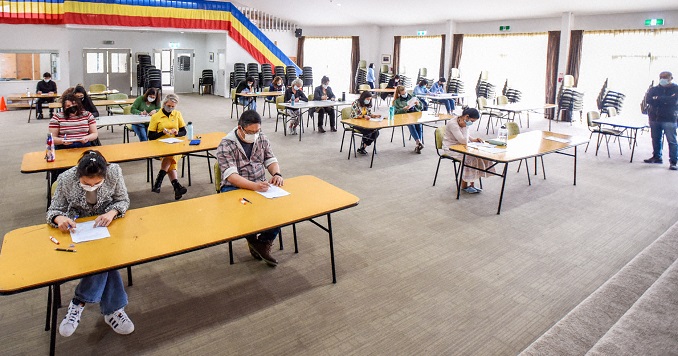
[220,185,280,242]
[36,98,55,117]
[316,107,336,128]
[357,128,379,147]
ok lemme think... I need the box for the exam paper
[544,136,570,143]
[256,185,290,199]
[159,138,183,143]
[70,220,111,243]
[369,117,384,122]
[407,97,419,107]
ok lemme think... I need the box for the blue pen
[68,215,78,231]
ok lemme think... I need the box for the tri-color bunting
[0,0,300,73]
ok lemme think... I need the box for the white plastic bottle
[186,122,194,140]
[498,125,508,145]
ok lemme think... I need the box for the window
[303,37,352,92]
[110,53,128,73]
[0,51,59,81]
[399,36,442,85]
[460,33,548,104]
[86,52,105,74]
[578,29,678,113]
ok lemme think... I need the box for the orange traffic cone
[0,97,7,112]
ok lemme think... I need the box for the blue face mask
[465,120,473,127]
[659,78,670,86]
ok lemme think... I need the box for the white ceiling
[239,0,678,27]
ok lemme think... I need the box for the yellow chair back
[213,162,222,193]
[89,84,106,93]
[341,107,351,121]
[358,84,370,91]
[435,126,445,150]
[506,122,520,136]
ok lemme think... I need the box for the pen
[55,248,76,252]
[49,236,60,245]
[68,215,79,231]
[242,198,253,204]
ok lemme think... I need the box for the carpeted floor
[1,93,677,355]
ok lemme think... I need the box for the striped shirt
[49,111,95,140]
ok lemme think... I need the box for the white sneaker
[59,301,85,337]
[104,308,135,335]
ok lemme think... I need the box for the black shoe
[318,126,326,133]
[671,162,677,171]
[644,157,663,164]
[152,170,166,193]
[171,180,187,200]
[330,127,337,132]
[37,113,44,120]
[357,148,368,155]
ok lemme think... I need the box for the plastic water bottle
[45,133,55,162]
[186,122,194,139]
[389,106,395,123]
[291,94,295,107]
[26,87,30,96]
[498,125,508,145]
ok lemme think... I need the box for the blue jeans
[434,99,455,113]
[650,120,677,163]
[239,97,257,111]
[408,124,423,141]
[220,185,280,242]
[420,100,429,111]
[131,123,148,142]
[74,271,128,315]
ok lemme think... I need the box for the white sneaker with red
[104,308,135,335]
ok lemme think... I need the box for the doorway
[83,48,132,94]
[216,49,226,97]
[173,49,194,93]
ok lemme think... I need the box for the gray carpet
[1,93,677,355]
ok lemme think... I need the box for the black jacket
[313,85,336,101]
[36,80,57,94]
[284,87,308,109]
[80,95,100,118]
[646,83,678,122]
[235,80,253,94]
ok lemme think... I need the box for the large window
[303,37,352,93]
[399,36,442,85]
[460,33,547,104]
[578,29,678,114]
[0,51,59,81]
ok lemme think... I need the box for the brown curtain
[296,36,305,67]
[350,36,360,93]
[567,30,584,87]
[438,34,446,79]
[392,36,401,75]
[544,31,560,119]
[450,34,464,70]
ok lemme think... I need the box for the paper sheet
[70,220,111,243]
[113,100,127,103]
[544,136,570,143]
[256,185,291,199]
[159,138,183,143]
[467,142,506,154]
[407,96,419,107]
[369,117,384,122]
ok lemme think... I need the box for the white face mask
[80,180,104,192]
[44,78,50,82]
[147,96,156,102]
[364,99,371,105]
[322,84,328,89]
[240,127,259,143]
[293,86,300,91]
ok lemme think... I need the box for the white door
[216,50,226,97]
[108,49,131,94]
[173,49,194,93]
[83,49,108,88]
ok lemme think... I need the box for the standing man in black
[36,72,57,120]
[644,71,678,170]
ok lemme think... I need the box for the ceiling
[238,0,678,27]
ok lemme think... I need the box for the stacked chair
[557,84,585,123]
[475,71,496,101]
[136,54,152,96]
[246,63,259,89]
[379,64,392,86]
[285,65,297,86]
[354,61,367,91]
[417,68,433,87]
[274,66,286,82]
[502,81,522,104]
[596,80,625,116]
[261,64,274,88]
[231,63,247,91]
[302,66,313,92]
[199,70,214,95]
[145,68,162,97]
[400,75,412,89]
[447,68,465,94]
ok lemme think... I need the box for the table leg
[28,100,34,123]
[534,156,538,176]
[573,146,578,186]
[369,135,378,168]
[327,213,336,284]
[46,171,52,210]
[456,155,467,200]
[45,286,52,331]
[347,132,354,160]
[497,163,509,215]
[49,283,58,356]
[127,266,133,286]
[630,129,638,163]
[187,154,192,186]
[293,223,299,253]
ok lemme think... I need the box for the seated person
[350,91,381,155]
[49,93,98,150]
[130,88,161,141]
[413,79,431,111]
[284,78,308,135]
[268,76,285,101]
[72,85,100,118]
[236,76,257,111]
[443,107,495,193]
[47,150,134,337]
[381,74,400,101]
[392,85,425,153]
[216,110,284,266]
[36,72,57,120]
[430,77,455,114]
[312,75,337,133]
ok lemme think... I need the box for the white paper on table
[256,185,291,199]
[407,96,419,107]
[114,100,127,103]
[468,142,496,149]
[70,220,111,243]
[544,136,570,143]
[369,117,384,122]
[159,138,183,143]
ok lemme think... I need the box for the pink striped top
[49,111,96,139]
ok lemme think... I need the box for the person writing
[216,110,284,266]
[350,91,381,155]
[381,74,400,101]
[413,79,431,111]
[268,76,285,100]
[644,71,678,170]
[148,94,188,200]
[236,76,257,111]
[443,108,495,193]
[47,150,134,337]
[284,78,308,135]
[70,85,100,117]
[49,93,98,149]
[392,85,425,154]
[36,72,57,120]
[430,77,455,114]
[130,88,161,141]
[312,75,337,133]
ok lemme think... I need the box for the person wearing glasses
[216,110,284,267]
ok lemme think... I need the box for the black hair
[73,85,87,96]
[239,110,262,127]
[246,76,255,83]
[358,91,372,106]
[321,76,330,84]
[369,63,374,68]
[76,150,108,178]
[61,93,84,115]
[418,79,428,87]
[462,107,480,119]
[394,75,400,79]
[142,88,161,106]
[43,72,52,78]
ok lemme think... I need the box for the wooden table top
[48,98,136,109]
[21,132,227,173]
[358,88,396,93]
[9,93,59,100]
[449,130,588,163]
[341,111,452,130]
[0,175,360,294]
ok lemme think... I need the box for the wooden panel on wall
[0,53,18,79]
[16,54,33,80]
[33,54,41,79]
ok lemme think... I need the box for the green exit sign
[499,26,511,32]
[417,30,427,36]
[645,18,664,26]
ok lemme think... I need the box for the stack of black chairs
[285,65,297,86]
[354,67,367,90]
[136,54,152,96]
[557,85,585,122]
[231,63,246,90]
[400,75,412,89]
[379,64,392,86]
[247,63,259,89]
[261,64,274,88]
[505,88,522,103]
[145,68,162,97]
[476,81,496,101]
[597,86,625,116]
[199,70,214,95]
[447,78,465,94]
[302,66,313,92]
[274,66,286,81]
